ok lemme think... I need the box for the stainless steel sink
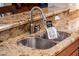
[17,31,71,49]
[38,31,71,43]
[17,37,57,49]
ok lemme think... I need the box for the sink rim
[17,31,71,50]
[17,36,57,49]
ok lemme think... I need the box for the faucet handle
[34,24,40,33]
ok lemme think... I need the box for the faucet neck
[30,6,47,24]
[29,6,48,34]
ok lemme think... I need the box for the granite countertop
[0,16,79,56]
[0,7,69,32]
[0,7,79,56]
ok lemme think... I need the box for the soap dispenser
[46,20,58,39]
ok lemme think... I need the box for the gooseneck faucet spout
[29,6,58,40]
[29,6,47,34]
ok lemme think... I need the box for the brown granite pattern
[0,17,79,56]
[0,27,79,56]
[0,20,42,42]
[0,8,79,55]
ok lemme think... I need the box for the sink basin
[37,31,71,43]
[17,37,57,49]
[17,31,71,49]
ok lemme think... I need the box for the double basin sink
[17,31,71,49]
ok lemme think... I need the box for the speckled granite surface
[0,20,79,56]
[0,7,70,32]
[0,8,79,56]
[0,7,71,41]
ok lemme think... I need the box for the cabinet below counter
[57,38,79,56]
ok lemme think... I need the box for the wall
[0,3,12,7]
[48,3,79,12]
[48,3,70,12]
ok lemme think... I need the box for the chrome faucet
[29,6,47,34]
